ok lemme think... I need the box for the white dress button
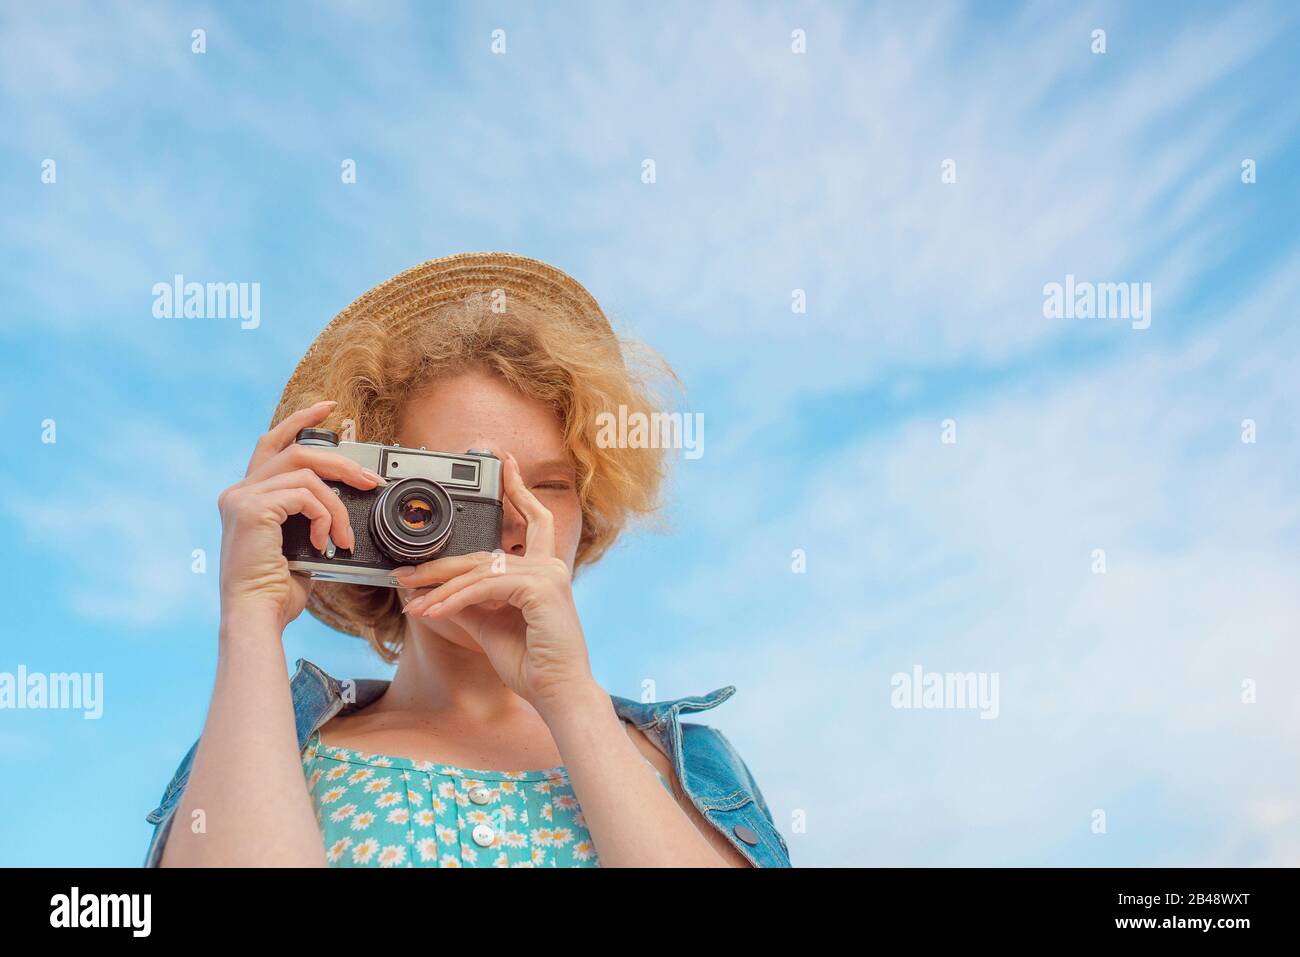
[468,786,491,805]
[471,823,496,847]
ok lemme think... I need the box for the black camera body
[281,428,504,587]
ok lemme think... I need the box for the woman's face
[392,367,582,646]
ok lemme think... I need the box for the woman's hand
[395,451,595,713]
[217,400,385,632]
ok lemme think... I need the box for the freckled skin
[393,368,583,654]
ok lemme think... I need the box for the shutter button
[471,823,496,847]
[468,786,491,805]
[733,824,760,846]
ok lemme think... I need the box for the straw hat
[274,252,613,424]
[270,251,615,639]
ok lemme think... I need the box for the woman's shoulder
[608,684,768,806]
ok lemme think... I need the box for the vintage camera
[281,428,504,587]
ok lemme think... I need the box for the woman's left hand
[393,451,595,712]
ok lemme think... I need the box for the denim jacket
[144,657,791,867]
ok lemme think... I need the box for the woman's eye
[533,482,573,492]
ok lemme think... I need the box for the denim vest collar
[288,657,789,867]
[295,657,737,729]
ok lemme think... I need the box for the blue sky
[1,0,1298,866]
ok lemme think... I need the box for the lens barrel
[370,478,455,562]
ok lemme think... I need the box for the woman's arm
[397,449,744,866]
[160,609,326,867]
[540,683,746,867]
[161,400,382,867]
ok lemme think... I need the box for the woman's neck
[375,620,534,724]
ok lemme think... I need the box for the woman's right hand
[217,400,386,632]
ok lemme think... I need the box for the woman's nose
[500,496,527,555]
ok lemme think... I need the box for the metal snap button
[468,786,491,805]
[733,824,760,846]
[471,823,496,847]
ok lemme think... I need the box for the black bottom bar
[4,866,1290,941]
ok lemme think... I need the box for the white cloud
[4,421,228,628]
[436,1,1288,409]
[637,254,1300,864]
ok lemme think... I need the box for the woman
[144,253,790,868]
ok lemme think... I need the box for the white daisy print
[378,845,407,868]
[327,837,352,863]
[329,803,358,823]
[303,730,615,868]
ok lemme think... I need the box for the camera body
[281,428,504,587]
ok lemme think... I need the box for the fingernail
[392,565,416,578]
[362,468,388,486]
[316,400,338,408]
[422,602,443,616]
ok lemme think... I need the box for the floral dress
[300,727,673,867]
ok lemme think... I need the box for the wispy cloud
[2,0,1297,865]
[4,419,225,627]
[639,251,1300,864]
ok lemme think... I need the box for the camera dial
[295,428,339,447]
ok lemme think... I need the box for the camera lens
[398,496,434,531]
[370,478,455,562]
